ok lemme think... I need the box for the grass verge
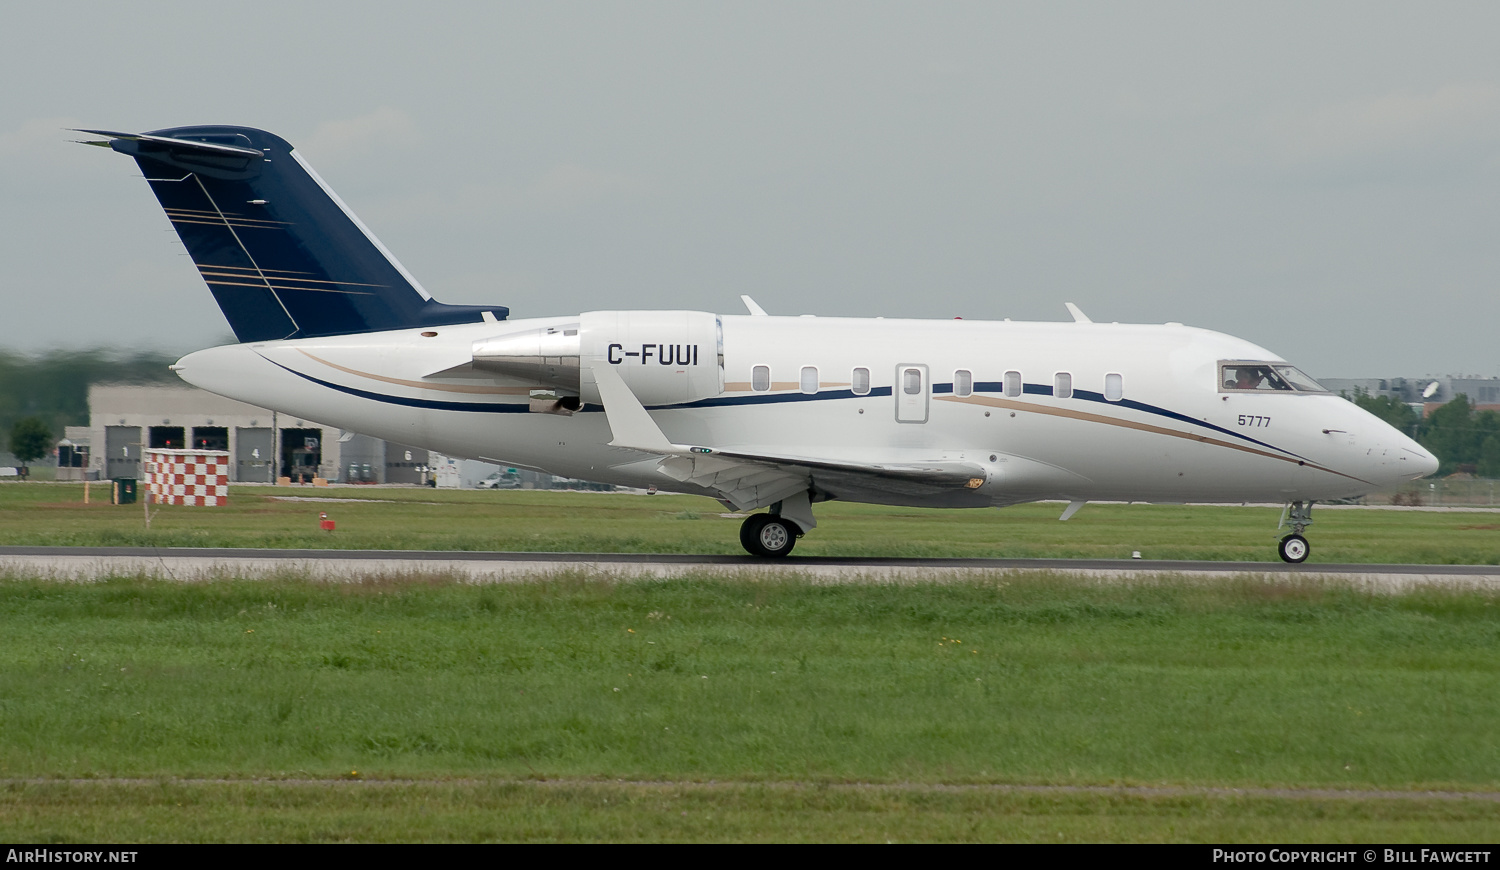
[1,571,1497,840]
[3,780,1497,843]
[1,482,1497,563]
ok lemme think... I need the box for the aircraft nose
[1381,429,1438,484]
[1407,443,1439,478]
[1348,401,1438,485]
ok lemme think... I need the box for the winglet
[587,362,685,455]
[1064,302,1092,324]
[741,295,768,316]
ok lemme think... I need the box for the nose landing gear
[1278,533,1309,563]
[1277,501,1314,563]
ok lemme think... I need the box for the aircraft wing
[655,450,988,511]
[653,453,810,511]
[588,362,987,512]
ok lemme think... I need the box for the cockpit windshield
[1220,362,1328,393]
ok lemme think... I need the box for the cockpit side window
[1219,361,1328,393]
[1272,365,1328,393]
[1221,363,1290,391]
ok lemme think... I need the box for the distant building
[80,383,592,489]
[55,426,92,480]
[1319,374,1500,416]
[87,384,347,483]
[84,384,453,484]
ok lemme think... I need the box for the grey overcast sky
[3,1,1498,378]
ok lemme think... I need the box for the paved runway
[1,546,1496,590]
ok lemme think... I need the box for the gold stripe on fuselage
[936,394,1368,484]
[297,350,532,396]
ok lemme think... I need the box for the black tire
[1278,533,1309,564]
[739,514,768,554]
[740,514,799,558]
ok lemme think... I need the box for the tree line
[1,349,178,462]
[1348,389,1500,477]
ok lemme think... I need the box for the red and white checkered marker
[144,449,230,506]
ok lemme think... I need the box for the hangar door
[280,428,323,483]
[105,426,141,478]
[235,427,274,483]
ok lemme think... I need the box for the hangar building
[82,384,432,485]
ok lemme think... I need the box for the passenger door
[894,364,929,424]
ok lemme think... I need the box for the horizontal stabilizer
[77,129,265,166]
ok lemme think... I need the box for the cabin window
[800,366,819,394]
[851,367,870,396]
[903,368,923,395]
[752,365,771,392]
[1104,372,1123,402]
[954,369,973,397]
[1004,370,1022,398]
[1054,372,1073,399]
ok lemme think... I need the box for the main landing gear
[738,491,816,558]
[1277,501,1314,564]
[739,513,802,558]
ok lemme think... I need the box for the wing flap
[655,447,989,510]
[583,357,991,510]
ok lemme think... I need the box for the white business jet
[81,126,1438,562]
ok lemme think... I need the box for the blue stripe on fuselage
[265,357,532,413]
[659,386,893,409]
[263,358,1301,459]
[1068,387,1299,458]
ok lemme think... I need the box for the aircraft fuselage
[174,312,1434,509]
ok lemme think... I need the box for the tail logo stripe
[201,279,376,296]
[197,267,388,289]
[191,174,298,338]
[197,265,317,276]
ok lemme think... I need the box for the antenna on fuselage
[1064,302,1092,323]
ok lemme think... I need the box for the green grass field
[6,780,1496,843]
[2,482,1497,841]
[1,572,1497,842]
[1,481,1497,563]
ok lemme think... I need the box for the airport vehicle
[81,125,1439,561]
[476,471,523,490]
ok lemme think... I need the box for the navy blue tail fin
[81,125,507,342]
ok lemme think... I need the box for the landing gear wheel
[1278,533,1309,564]
[739,514,799,558]
[738,514,766,553]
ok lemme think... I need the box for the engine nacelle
[470,321,581,388]
[471,310,723,407]
[581,310,723,406]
